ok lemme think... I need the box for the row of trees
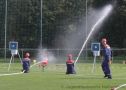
[0,0,126,49]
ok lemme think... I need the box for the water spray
[30,61,42,68]
[74,4,113,64]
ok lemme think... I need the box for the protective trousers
[102,57,111,76]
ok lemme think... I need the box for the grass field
[0,62,126,90]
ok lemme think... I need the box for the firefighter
[66,54,76,74]
[101,38,112,79]
[22,52,31,73]
[38,52,48,71]
[39,58,48,71]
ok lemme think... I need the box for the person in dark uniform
[66,54,76,74]
[22,52,31,73]
[101,38,112,79]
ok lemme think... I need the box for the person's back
[22,53,31,73]
[66,54,76,74]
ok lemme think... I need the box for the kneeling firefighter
[66,54,76,74]
[22,52,31,73]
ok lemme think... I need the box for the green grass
[0,62,126,90]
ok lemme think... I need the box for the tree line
[0,0,126,49]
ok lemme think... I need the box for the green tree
[1,0,126,49]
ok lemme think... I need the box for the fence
[0,1,126,64]
[0,48,126,64]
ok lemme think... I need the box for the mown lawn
[0,62,126,90]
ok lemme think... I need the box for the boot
[107,75,112,79]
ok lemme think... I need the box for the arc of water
[30,61,42,68]
[74,5,113,65]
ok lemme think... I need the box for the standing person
[66,54,76,74]
[101,38,112,79]
[22,52,31,73]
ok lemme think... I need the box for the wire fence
[0,48,126,64]
[0,1,126,64]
